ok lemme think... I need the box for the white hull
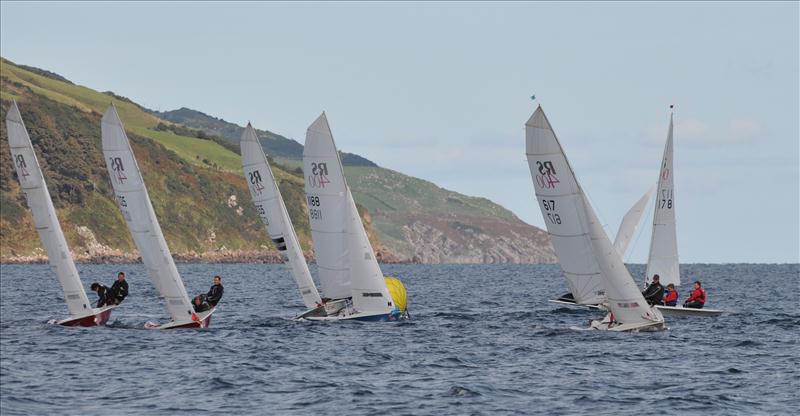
[552,299,723,317]
[656,305,724,317]
[589,312,666,332]
[548,299,604,310]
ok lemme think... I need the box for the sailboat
[645,110,723,317]
[294,113,409,321]
[5,101,115,326]
[240,123,323,311]
[101,105,213,329]
[526,105,664,331]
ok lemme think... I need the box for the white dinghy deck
[150,308,216,329]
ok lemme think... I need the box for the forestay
[101,106,195,323]
[583,195,663,325]
[5,102,92,316]
[303,113,351,300]
[525,106,605,305]
[645,113,680,286]
[241,123,321,308]
[613,184,656,258]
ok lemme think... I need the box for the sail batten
[101,106,194,324]
[646,113,680,286]
[241,123,322,309]
[5,102,92,316]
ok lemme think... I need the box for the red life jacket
[663,290,678,303]
[689,287,706,304]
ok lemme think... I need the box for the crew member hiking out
[684,281,706,309]
[642,274,664,306]
[206,275,224,307]
[193,275,224,313]
[663,283,679,306]
[107,272,129,305]
[90,283,109,308]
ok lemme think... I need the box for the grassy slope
[0,60,315,256]
[1,59,241,173]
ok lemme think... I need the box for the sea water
[0,263,797,415]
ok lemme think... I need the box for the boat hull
[548,299,604,310]
[57,305,116,327]
[149,308,215,330]
[655,305,724,317]
[551,299,724,317]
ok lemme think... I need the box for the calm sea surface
[1,263,797,415]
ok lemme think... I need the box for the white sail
[613,184,656,258]
[345,189,393,314]
[101,106,195,324]
[241,123,322,308]
[583,195,663,326]
[525,106,605,305]
[645,113,680,286]
[5,102,92,317]
[302,113,350,300]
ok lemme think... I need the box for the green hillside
[1,57,554,264]
[0,59,317,257]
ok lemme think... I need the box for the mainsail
[302,113,351,300]
[645,113,680,286]
[101,105,195,324]
[5,102,92,317]
[241,123,321,308]
[613,185,656,258]
[525,106,605,305]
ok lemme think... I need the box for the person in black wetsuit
[106,272,129,305]
[193,295,210,313]
[642,274,664,305]
[90,282,109,308]
[193,275,223,312]
[205,275,224,307]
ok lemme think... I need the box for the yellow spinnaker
[384,277,407,311]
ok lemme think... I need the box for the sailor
[205,275,224,307]
[107,272,129,305]
[90,282,109,308]
[193,295,210,313]
[642,274,664,305]
[683,281,706,309]
[662,283,679,306]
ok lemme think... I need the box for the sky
[1,2,798,263]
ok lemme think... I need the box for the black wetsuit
[108,279,129,305]
[642,281,664,305]
[94,285,109,308]
[193,295,210,313]
[206,284,224,307]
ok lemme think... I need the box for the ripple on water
[0,263,797,415]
